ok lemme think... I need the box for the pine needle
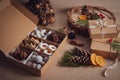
[59,50,81,67]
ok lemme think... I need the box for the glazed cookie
[40,29,47,38]
[39,42,48,50]
[48,45,57,52]
[36,55,44,63]
[44,49,53,56]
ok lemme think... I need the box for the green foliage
[59,50,81,67]
[59,28,64,32]
[92,13,100,20]
[77,19,88,27]
[111,40,120,55]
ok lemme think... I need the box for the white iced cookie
[44,49,53,55]
[36,48,40,52]
[31,32,34,35]
[48,45,57,51]
[40,29,47,37]
[35,29,41,38]
[44,31,52,40]
[36,55,43,63]
[32,63,37,68]
[31,32,36,37]
[37,64,42,70]
[31,54,37,62]
[39,42,48,50]
[26,61,32,66]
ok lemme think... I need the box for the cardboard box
[0,4,67,76]
[89,19,118,39]
[10,0,38,24]
[117,25,120,33]
[0,0,11,11]
[90,38,118,60]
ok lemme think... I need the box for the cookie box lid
[10,0,39,24]
[0,4,36,55]
[0,0,11,11]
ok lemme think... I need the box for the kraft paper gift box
[89,19,118,39]
[90,38,118,60]
[0,2,67,76]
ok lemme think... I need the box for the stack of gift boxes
[89,18,120,60]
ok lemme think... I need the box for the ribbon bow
[90,19,117,38]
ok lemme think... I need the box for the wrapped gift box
[89,19,118,39]
[90,38,118,60]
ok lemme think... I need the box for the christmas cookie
[48,45,57,52]
[39,42,48,50]
[44,49,53,56]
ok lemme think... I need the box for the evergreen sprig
[111,40,120,55]
[58,50,81,67]
[77,19,88,27]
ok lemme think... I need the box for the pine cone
[68,47,92,65]
[26,0,55,26]
[73,47,91,57]
[69,55,90,65]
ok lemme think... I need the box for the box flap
[0,5,36,55]
[11,0,38,24]
[0,0,11,11]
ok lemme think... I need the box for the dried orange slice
[78,15,87,20]
[96,56,106,66]
[91,53,97,65]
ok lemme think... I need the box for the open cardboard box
[0,2,67,76]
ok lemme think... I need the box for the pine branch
[59,50,81,67]
[111,41,120,55]
[77,19,88,26]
